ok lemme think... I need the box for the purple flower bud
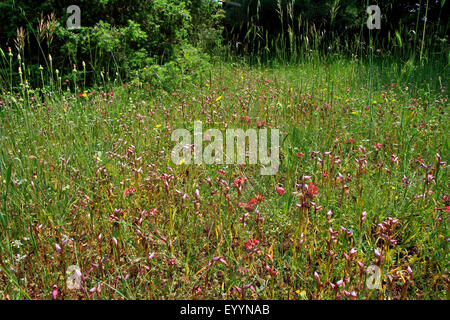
[147,252,155,263]
[436,153,441,162]
[314,271,320,283]
[219,258,228,266]
[374,248,381,258]
[194,189,200,201]
[52,285,58,299]
[361,211,367,223]
[299,233,305,244]
[357,261,365,270]
[407,266,413,276]
[243,284,256,292]
[96,283,102,294]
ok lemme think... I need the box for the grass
[0,55,448,299]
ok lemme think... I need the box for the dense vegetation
[0,0,448,300]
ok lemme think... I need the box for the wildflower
[415,157,424,164]
[305,182,319,199]
[344,290,357,299]
[215,95,222,102]
[51,285,58,300]
[374,248,383,265]
[147,252,156,263]
[402,176,409,188]
[357,261,366,273]
[145,208,158,217]
[360,211,367,223]
[240,115,250,124]
[314,271,322,286]
[244,198,258,211]
[14,254,27,262]
[243,194,263,212]
[407,266,413,277]
[244,239,260,252]
[212,256,228,267]
[194,189,200,201]
[275,186,285,195]
[242,284,256,293]
[123,187,136,198]
[326,210,333,220]
[373,143,383,151]
[194,287,203,295]
[111,237,118,248]
[11,240,23,249]
[232,176,247,195]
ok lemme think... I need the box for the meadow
[0,55,448,299]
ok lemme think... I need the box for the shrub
[0,0,223,89]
